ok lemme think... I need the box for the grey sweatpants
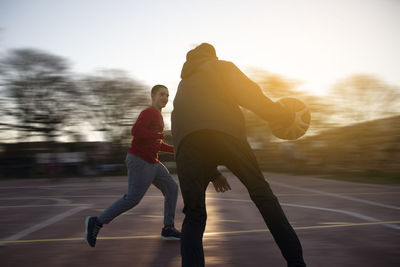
[97,153,178,226]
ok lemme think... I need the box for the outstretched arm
[220,61,295,127]
[160,141,174,154]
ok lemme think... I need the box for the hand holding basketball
[269,97,311,140]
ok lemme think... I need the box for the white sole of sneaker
[160,235,180,241]
[84,216,91,246]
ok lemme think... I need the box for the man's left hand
[212,175,231,193]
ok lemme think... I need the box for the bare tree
[79,70,148,144]
[330,74,400,125]
[0,48,80,141]
[252,70,303,98]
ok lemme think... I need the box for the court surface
[0,172,399,267]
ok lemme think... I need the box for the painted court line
[270,181,400,210]
[0,204,90,209]
[1,220,399,244]
[3,194,395,229]
[204,220,400,237]
[283,203,400,230]
[1,206,88,243]
[0,182,125,190]
[275,191,400,196]
[206,197,400,230]
[0,197,70,204]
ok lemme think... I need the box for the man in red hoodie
[85,85,181,247]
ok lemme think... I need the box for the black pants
[176,130,306,267]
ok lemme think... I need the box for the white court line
[1,177,398,243]
[287,174,400,190]
[270,181,400,210]
[206,197,400,230]
[283,203,400,230]
[0,183,126,190]
[0,204,91,209]
[0,197,70,205]
[1,206,88,243]
[4,194,396,229]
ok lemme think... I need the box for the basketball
[269,97,311,140]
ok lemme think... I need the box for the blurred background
[0,0,399,182]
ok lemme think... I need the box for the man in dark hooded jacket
[171,43,306,267]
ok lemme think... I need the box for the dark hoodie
[171,43,293,153]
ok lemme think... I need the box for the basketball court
[0,172,399,266]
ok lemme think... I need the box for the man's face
[152,87,169,109]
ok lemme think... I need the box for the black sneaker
[85,216,102,247]
[161,225,181,240]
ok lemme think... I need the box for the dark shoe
[161,225,181,240]
[85,216,102,247]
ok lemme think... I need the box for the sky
[1,0,400,102]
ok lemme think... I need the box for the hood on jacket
[180,43,218,79]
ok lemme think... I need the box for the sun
[298,79,330,96]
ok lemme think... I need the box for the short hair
[151,84,167,95]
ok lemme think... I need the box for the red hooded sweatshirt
[128,106,174,163]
